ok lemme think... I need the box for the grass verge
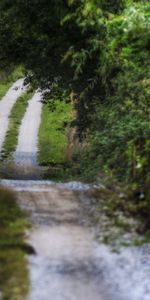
[0,66,24,100]
[2,89,34,160]
[38,99,72,166]
[0,187,29,299]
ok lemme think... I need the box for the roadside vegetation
[2,88,34,161]
[38,84,72,167]
[0,66,24,100]
[0,187,29,300]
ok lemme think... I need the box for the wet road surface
[17,184,111,300]
[1,181,150,300]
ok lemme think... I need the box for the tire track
[13,91,43,167]
[0,79,26,152]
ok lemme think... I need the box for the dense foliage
[0,1,149,203]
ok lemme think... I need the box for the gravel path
[1,179,150,300]
[0,79,26,152]
[13,91,43,167]
[18,183,112,300]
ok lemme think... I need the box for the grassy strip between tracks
[0,187,29,299]
[0,67,23,101]
[1,88,34,160]
[38,99,72,166]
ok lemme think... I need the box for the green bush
[74,2,150,191]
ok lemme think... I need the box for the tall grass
[2,88,34,160]
[38,99,72,166]
[0,187,29,299]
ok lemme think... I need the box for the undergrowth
[0,66,24,100]
[38,88,72,166]
[85,180,150,247]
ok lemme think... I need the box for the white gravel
[94,244,150,300]
[13,91,43,167]
[0,79,26,152]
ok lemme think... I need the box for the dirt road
[0,79,26,152]
[0,179,150,300]
[17,182,112,300]
[13,91,43,167]
[0,81,150,300]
